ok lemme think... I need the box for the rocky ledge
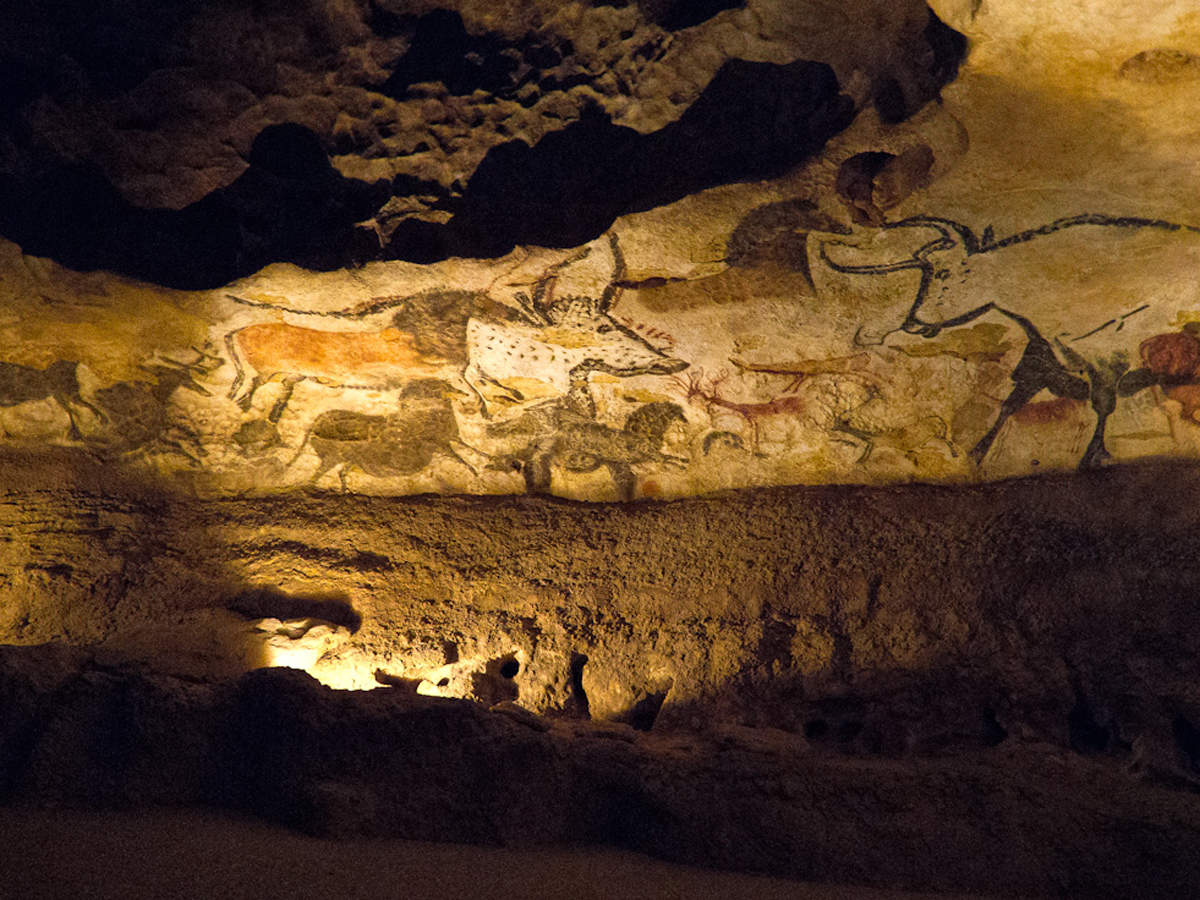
[2,637,1200,897]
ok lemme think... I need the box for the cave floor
[0,805,986,900]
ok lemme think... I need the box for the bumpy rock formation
[0,0,959,284]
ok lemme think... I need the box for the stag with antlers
[675,368,809,454]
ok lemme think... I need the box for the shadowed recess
[0,123,389,290]
[0,8,966,286]
[228,586,362,633]
[388,58,856,260]
[374,8,578,100]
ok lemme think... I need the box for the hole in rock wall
[981,706,1008,747]
[1068,695,1113,756]
[1173,715,1200,772]
[628,685,670,732]
[499,657,520,679]
[568,653,591,719]
[803,719,829,741]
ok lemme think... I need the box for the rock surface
[3,3,1200,895]
[5,454,1200,757]
[0,806,954,900]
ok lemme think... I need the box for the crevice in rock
[242,539,395,576]
[376,9,570,101]
[1173,715,1200,772]
[0,5,969,285]
[981,705,1008,747]
[836,151,897,225]
[0,123,390,290]
[803,718,829,741]
[644,0,746,30]
[1068,694,1111,755]
[472,654,521,706]
[408,59,855,259]
[227,586,361,633]
[568,652,591,718]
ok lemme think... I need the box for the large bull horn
[818,217,966,274]
[818,239,922,274]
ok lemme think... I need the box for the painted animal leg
[971,375,1047,464]
[233,375,264,412]
[308,457,338,488]
[972,310,1088,464]
[58,402,85,441]
[267,375,305,423]
[53,390,105,441]
[1078,374,1120,470]
[440,446,478,476]
[744,416,763,456]
[523,451,553,494]
[605,461,637,501]
[1079,412,1113,468]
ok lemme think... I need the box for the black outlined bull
[817,214,1200,468]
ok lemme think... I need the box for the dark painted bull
[817,214,1200,468]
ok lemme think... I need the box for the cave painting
[0,360,101,441]
[224,234,686,423]
[8,209,1200,498]
[819,214,1200,470]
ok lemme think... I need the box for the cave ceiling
[1,0,1199,499]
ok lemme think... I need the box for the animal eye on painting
[596,324,615,333]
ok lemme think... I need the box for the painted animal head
[817,217,978,341]
[492,295,687,383]
[470,233,688,390]
[139,346,223,396]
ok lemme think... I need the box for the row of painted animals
[0,348,220,463]
[287,378,478,493]
[0,359,101,440]
[483,364,688,499]
[224,233,686,423]
[12,212,1200,482]
[674,367,955,465]
[284,363,689,499]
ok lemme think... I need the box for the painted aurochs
[818,214,1200,468]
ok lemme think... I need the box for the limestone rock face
[0,0,978,501]
[5,459,1200,769]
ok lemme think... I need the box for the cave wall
[6,460,1200,895]
[1,1,1198,501]
[5,452,1200,766]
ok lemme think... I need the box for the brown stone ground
[0,806,977,900]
